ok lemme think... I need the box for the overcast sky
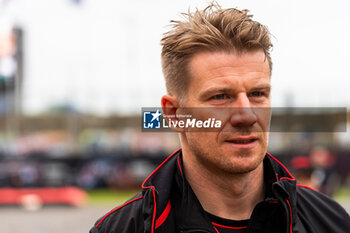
[1,0,349,115]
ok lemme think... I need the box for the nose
[230,93,257,128]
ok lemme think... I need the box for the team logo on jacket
[143,109,162,129]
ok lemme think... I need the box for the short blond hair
[161,3,273,101]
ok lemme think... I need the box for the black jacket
[90,149,350,233]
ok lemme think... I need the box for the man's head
[161,3,273,103]
[161,3,273,176]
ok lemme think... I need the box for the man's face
[181,50,271,174]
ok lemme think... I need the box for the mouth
[225,136,258,148]
[228,138,257,144]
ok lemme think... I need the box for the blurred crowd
[0,129,179,190]
[0,128,349,198]
[0,150,166,190]
[288,146,350,196]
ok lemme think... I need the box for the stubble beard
[188,141,266,176]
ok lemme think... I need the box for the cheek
[265,132,270,142]
[186,132,218,146]
[256,109,271,131]
[260,132,269,151]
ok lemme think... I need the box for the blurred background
[0,0,349,232]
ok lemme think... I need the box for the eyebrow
[250,84,271,92]
[199,84,271,100]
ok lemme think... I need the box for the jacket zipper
[272,184,292,233]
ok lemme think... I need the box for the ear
[161,95,183,133]
[161,94,179,109]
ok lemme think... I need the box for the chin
[221,160,262,174]
[219,151,265,174]
[233,163,261,174]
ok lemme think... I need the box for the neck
[182,147,265,220]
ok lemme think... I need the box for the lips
[224,136,258,149]
[226,136,258,144]
[230,139,256,144]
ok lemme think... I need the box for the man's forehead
[188,50,271,79]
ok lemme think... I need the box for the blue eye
[212,94,228,100]
[249,92,263,97]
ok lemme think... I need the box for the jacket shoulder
[90,192,144,233]
[296,185,350,232]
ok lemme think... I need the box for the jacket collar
[266,152,297,232]
[141,149,297,232]
[141,148,181,232]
